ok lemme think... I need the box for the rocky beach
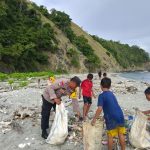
[0,73,150,150]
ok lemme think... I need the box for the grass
[8,79,14,85]
[0,71,61,81]
[19,81,29,87]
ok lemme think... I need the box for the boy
[70,88,82,121]
[142,87,150,120]
[98,71,102,79]
[47,76,56,86]
[80,74,96,121]
[91,77,126,150]
[103,72,107,78]
[41,76,81,139]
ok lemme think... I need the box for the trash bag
[46,103,68,145]
[83,120,103,150]
[129,111,150,149]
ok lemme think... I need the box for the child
[80,74,96,121]
[47,76,56,86]
[91,77,126,150]
[41,76,81,139]
[103,72,107,78]
[142,87,150,120]
[70,88,82,121]
[98,71,102,79]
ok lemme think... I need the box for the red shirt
[81,79,93,97]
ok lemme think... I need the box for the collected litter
[83,119,103,150]
[129,111,150,149]
[46,103,68,145]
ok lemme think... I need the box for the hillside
[0,0,149,73]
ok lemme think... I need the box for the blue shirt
[98,91,125,130]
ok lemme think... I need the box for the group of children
[41,73,150,150]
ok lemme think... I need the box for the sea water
[120,71,150,83]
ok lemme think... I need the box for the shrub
[106,51,110,57]
[71,57,80,68]
[8,79,14,85]
[0,73,8,81]
[0,0,58,72]
[19,81,28,87]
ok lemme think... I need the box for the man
[41,76,81,139]
[143,87,150,120]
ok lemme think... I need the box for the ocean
[120,71,150,83]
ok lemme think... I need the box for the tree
[92,35,150,68]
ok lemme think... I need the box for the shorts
[72,99,80,113]
[107,127,126,137]
[83,96,92,104]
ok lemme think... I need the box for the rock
[117,81,123,84]
[13,106,39,120]
[126,86,138,94]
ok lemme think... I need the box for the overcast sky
[31,0,150,53]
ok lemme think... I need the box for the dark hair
[145,87,150,95]
[101,77,111,88]
[103,73,107,77]
[71,76,81,87]
[87,73,93,80]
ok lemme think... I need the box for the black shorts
[83,96,92,104]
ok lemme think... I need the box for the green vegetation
[48,10,100,71]
[0,0,57,72]
[0,0,149,73]
[19,81,28,87]
[8,79,14,90]
[92,35,150,68]
[8,79,14,85]
[73,36,100,70]
[67,48,80,68]
[0,71,56,81]
[0,73,8,81]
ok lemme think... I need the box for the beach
[0,73,149,150]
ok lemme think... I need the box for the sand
[0,73,149,150]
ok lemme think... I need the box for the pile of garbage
[67,117,83,144]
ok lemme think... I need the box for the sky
[31,0,150,53]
